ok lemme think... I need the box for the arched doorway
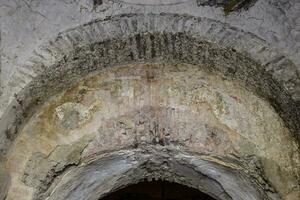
[3,63,293,200]
[100,181,216,200]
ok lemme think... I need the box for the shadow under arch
[41,147,269,200]
[100,180,216,200]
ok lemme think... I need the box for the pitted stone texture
[1,27,299,165]
[5,13,299,102]
[0,1,300,199]
[43,148,273,200]
[1,0,300,86]
[4,64,299,199]
[0,13,299,167]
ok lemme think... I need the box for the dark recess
[94,0,103,7]
[100,181,216,200]
[196,0,258,15]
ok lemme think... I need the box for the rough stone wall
[1,14,299,159]
[4,64,300,200]
[1,0,300,86]
[0,0,299,200]
[0,1,299,151]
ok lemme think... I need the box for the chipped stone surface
[0,28,299,164]
[21,135,91,197]
[0,1,299,199]
[0,9,299,167]
[22,152,56,188]
[3,64,299,199]
[45,148,271,200]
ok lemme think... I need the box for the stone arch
[42,148,269,200]
[3,62,299,199]
[1,14,299,157]
[0,13,299,200]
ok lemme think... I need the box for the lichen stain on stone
[54,102,91,130]
[4,63,300,199]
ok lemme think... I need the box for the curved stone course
[43,148,270,200]
[1,14,299,162]
[3,63,299,200]
[0,2,299,200]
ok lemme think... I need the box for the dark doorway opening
[100,180,216,200]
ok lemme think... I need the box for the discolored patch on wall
[4,63,299,200]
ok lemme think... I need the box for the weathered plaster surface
[0,17,299,162]
[4,64,299,199]
[1,0,300,84]
[0,0,299,159]
[0,1,299,200]
[43,148,269,200]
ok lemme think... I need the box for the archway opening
[100,181,216,200]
